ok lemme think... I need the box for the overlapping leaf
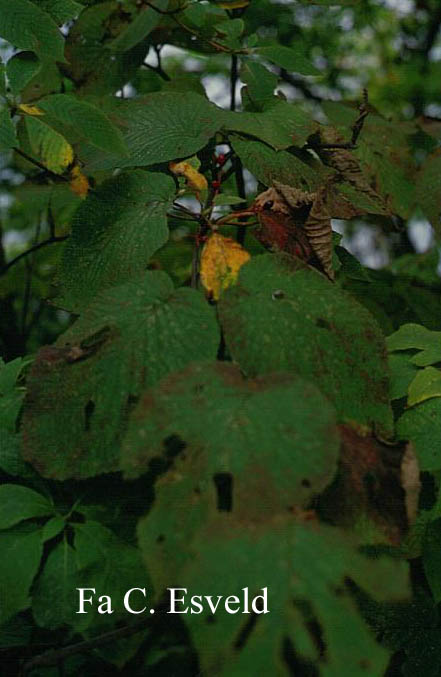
[22,271,220,479]
[231,135,321,191]
[255,44,319,76]
[110,0,168,52]
[25,115,73,174]
[6,52,41,95]
[0,0,65,63]
[56,170,175,311]
[138,493,408,676]
[222,100,318,149]
[122,361,340,513]
[80,92,222,171]
[0,485,53,529]
[396,399,441,472]
[218,254,393,433]
[0,525,43,624]
[37,93,128,156]
[200,233,250,300]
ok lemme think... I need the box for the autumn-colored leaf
[18,104,44,116]
[200,232,250,300]
[25,116,73,175]
[70,165,89,199]
[169,160,208,193]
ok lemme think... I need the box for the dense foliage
[1,0,441,674]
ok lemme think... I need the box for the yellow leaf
[70,165,90,199]
[169,160,208,192]
[25,116,73,174]
[200,232,250,301]
[19,104,44,116]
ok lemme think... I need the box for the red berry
[216,154,226,166]
[212,180,221,190]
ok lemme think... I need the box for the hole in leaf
[234,612,259,650]
[315,318,331,330]
[213,472,233,512]
[84,400,95,431]
[163,434,186,459]
[272,289,285,300]
[282,636,319,676]
[293,600,326,659]
[301,478,311,488]
[156,534,165,543]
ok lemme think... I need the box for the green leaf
[74,521,150,617]
[222,100,317,149]
[396,398,441,472]
[32,539,78,628]
[6,52,41,95]
[0,525,43,624]
[255,44,319,76]
[388,353,419,401]
[0,356,31,396]
[0,0,65,63]
[416,152,441,235]
[110,0,168,52]
[387,323,441,366]
[37,93,128,156]
[138,504,408,675]
[74,521,150,664]
[79,93,222,171]
[122,362,339,512]
[0,484,53,529]
[231,135,321,191]
[35,0,83,24]
[218,254,393,433]
[0,106,17,150]
[240,60,278,111]
[56,170,175,311]
[41,515,66,542]
[25,115,74,174]
[22,272,220,479]
[408,367,441,407]
[0,357,33,477]
[213,193,247,206]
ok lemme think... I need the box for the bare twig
[279,69,322,102]
[230,54,239,111]
[0,236,68,277]
[350,88,369,146]
[21,619,149,675]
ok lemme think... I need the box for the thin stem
[0,236,68,277]
[233,156,247,244]
[230,54,238,111]
[13,147,69,182]
[21,619,149,675]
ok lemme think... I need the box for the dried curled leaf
[169,160,208,193]
[200,232,250,300]
[70,165,89,199]
[273,181,334,280]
